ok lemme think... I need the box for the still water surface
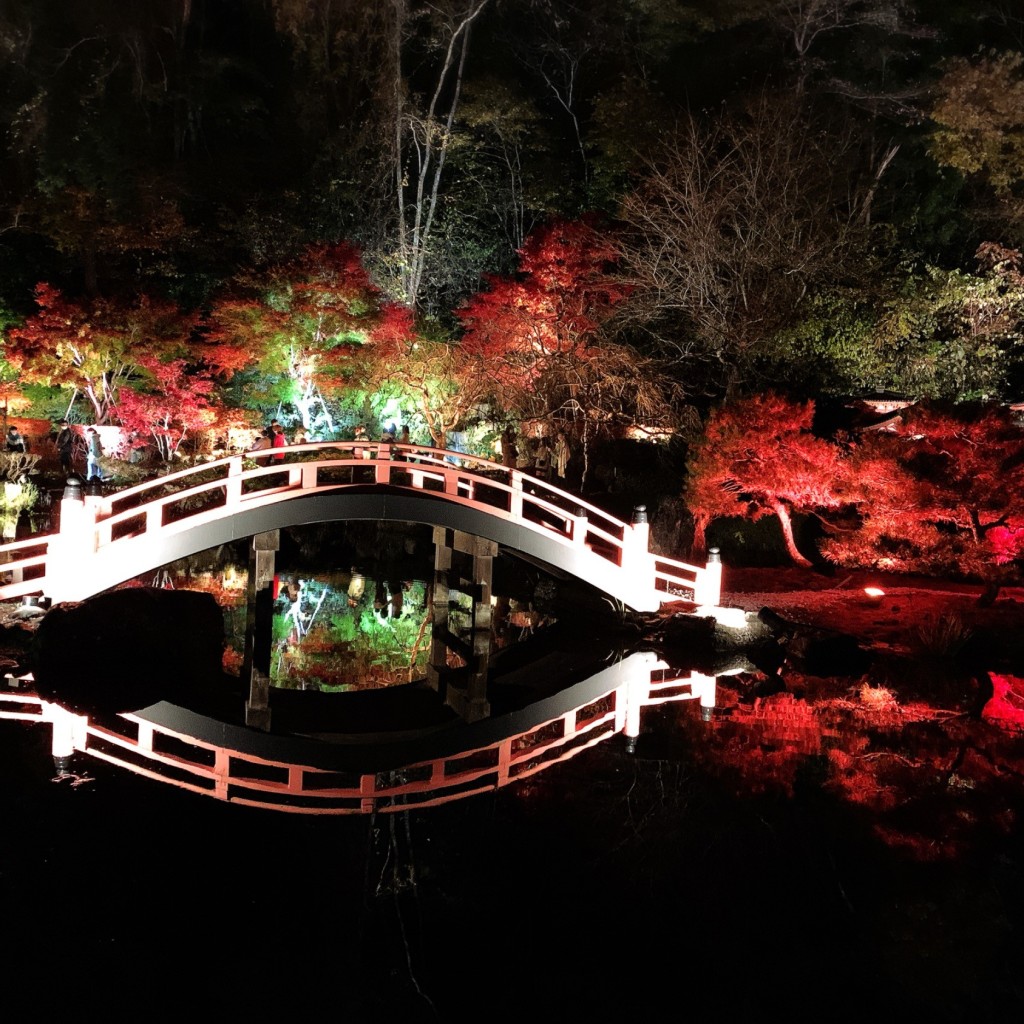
[2,521,1021,1021]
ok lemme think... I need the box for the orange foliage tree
[4,283,197,426]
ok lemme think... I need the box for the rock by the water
[757,606,871,676]
[30,587,225,715]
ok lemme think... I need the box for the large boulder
[31,587,225,715]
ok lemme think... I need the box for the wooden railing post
[225,456,243,505]
[45,477,99,603]
[572,507,589,547]
[509,473,523,519]
[693,546,722,607]
[375,445,392,484]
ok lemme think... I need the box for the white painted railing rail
[0,441,723,612]
[0,657,722,814]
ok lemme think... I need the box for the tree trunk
[771,499,813,568]
[690,511,709,559]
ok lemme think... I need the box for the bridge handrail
[88,447,628,557]
[99,441,626,532]
[0,664,713,813]
[0,440,720,610]
[0,534,52,554]
[7,440,636,561]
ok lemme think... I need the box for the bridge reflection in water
[0,639,743,815]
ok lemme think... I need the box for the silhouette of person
[55,420,76,475]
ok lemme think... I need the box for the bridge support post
[44,479,99,604]
[620,504,657,611]
[427,527,495,723]
[693,547,722,608]
[690,671,717,722]
[242,530,279,730]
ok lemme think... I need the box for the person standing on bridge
[533,436,552,480]
[86,428,104,481]
[553,430,570,483]
[394,424,412,463]
[55,420,77,476]
[499,426,518,469]
[271,422,287,462]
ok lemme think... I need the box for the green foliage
[871,251,1024,401]
[929,51,1024,193]
[750,289,881,395]
[913,612,975,659]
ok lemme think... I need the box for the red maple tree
[825,402,1024,586]
[457,217,631,413]
[115,356,218,462]
[685,393,848,566]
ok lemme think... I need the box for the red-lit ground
[665,566,1024,861]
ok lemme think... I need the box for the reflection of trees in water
[270,572,558,689]
[271,573,431,691]
[148,522,564,688]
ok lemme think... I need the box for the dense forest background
[2,1,1024,571]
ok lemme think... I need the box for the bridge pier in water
[242,530,279,730]
[428,527,496,723]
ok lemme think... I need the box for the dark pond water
[1,521,1022,1021]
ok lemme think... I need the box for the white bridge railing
[0,657,723,815]
[0,441,722,612]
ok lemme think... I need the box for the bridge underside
[72,487,655,610]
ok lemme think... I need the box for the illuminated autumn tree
[4,283,198,426]
[204,243,414,435]
[115,356,219,463]
[458,216,645,423]
[685,393,848,567]
[460,217,627,377]
[824,402,1024,588]
[354,331,489,450]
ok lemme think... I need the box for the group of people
[251,419,295,462]
[5,419,107,481]
[498,426,571,483]
[29,415,574,484]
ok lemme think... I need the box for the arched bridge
[0,650,736,815]
[0,440,724,615]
